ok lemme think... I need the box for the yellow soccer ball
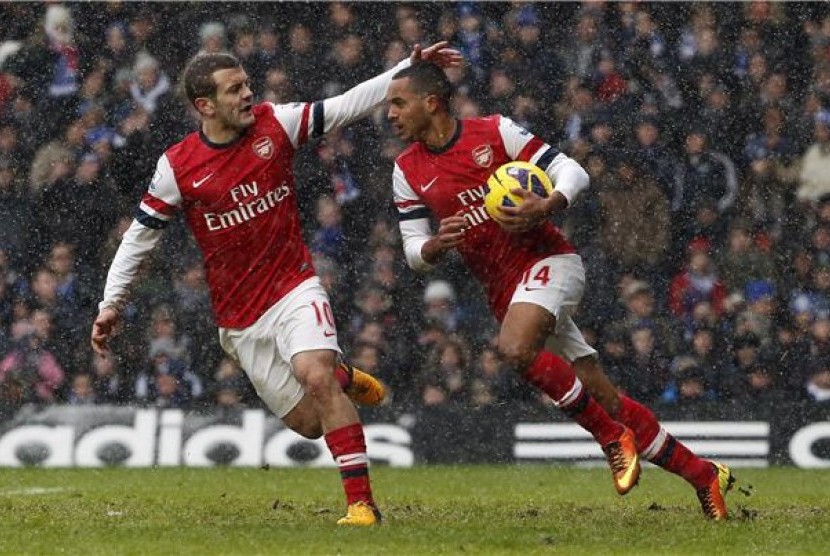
[484,160,554,223]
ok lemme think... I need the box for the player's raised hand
[410,41,463,69]
[91,307,121,356]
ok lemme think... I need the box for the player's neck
[423,116,457,150]
[201,120,241,145]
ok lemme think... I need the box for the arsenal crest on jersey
[253,137,275,160]
[472,144,494,167]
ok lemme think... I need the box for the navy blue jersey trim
[398,208,431,221]
[312,102,325,138]
[534,147,560,170]
[135,209,169,229]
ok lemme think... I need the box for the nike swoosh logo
[421,177,438,192]
[324,331,336,337]
[338,454,367,466]
[524,287,545,292]
[193,173,213,188]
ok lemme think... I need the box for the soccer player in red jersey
[90,43,462,526]
[387,63,734,520]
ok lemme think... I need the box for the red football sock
[616,394,715,488]
[324,423,374,506]
[523,351,624,446]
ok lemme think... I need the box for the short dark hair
[182,53,241,106]
[392,62,453,107]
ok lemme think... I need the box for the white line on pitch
[0,487,69,496]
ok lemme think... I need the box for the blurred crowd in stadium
[1,1,830,417]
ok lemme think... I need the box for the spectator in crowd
[421,279,463,336]
[129,53,171,116]
[616,279,681,355]
[196,22,227,56]
[66,372,97,405]
[597,157,671,281]
[663,355,712,405]
[311,195,348,263]
[134,335,202,409]
[618,324,671,404]
[798,111,830,204]
[669,238,728,323]
[0,331,64,405]
[671,127,739,253]
[419,337,473,407]
[562,13,606,81]
[0,161,30,264]
[89,352,131,404]
[735,280,778,343]
[211,356,255,411]
[629,115,677,195]
[717,221,776,295]
[733,353,785,402]
[805,357,830,403]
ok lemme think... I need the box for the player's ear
[194,97,215,117]
[425,94,441,114]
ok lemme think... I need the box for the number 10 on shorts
[311,300,337,337]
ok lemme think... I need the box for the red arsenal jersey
[138,102,316,328]
[393,115,576,321]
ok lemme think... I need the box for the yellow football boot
[602,426,641,495]
[696,461,735,520]
[336,501,382,526]
[342,363,386,406]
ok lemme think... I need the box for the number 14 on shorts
[521,265,551,291]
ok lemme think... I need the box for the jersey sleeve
[99,155,177,312]
[269,102,313,149]
[136,154,181,229]
[271,58,413,147]
[497,115,588,206]
[393,162,434,271]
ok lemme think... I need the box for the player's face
[386,77,431,142]
[211,67,255,131]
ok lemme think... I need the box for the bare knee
[293,351,340,402]
[287,421,323,439]
[282,405,323,439]
[496,342,537,372]
[300,368,340,404]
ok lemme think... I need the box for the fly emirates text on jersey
[203,181,291,232]
[457,184,491,228]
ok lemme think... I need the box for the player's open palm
[91,307,120,356]
[411,41,463,69]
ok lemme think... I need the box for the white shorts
[510,253,598,362]
[217,276,342,418]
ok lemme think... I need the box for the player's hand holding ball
[484,161,556,233]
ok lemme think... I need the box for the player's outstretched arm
[314,41,462,134]
[92,218,165,355]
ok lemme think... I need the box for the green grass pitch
[1,466,828,555]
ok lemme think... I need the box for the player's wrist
[547,192,568,213]
[422,238,447,264]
